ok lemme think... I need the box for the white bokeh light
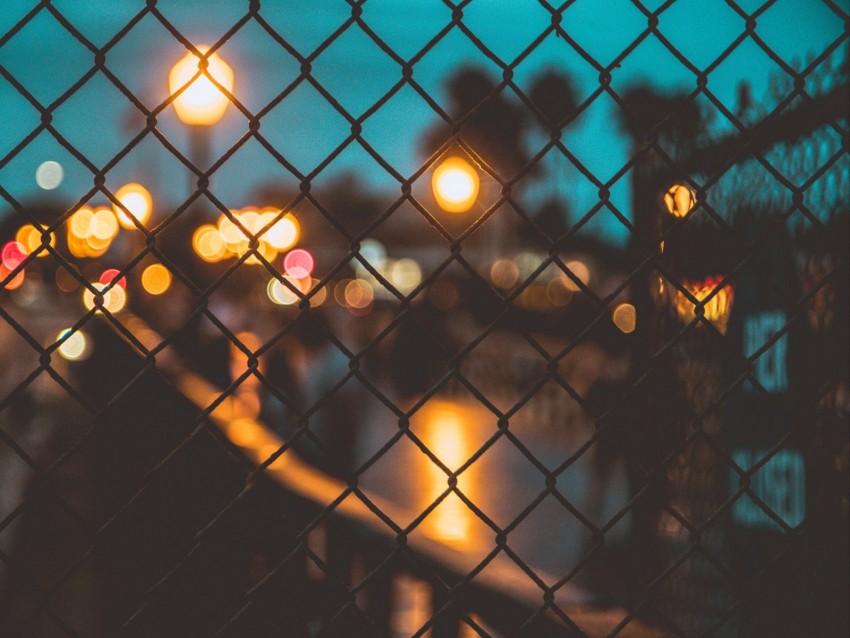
[35,161,63,190]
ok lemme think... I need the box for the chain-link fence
[1,1,848,636]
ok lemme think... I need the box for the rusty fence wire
[0,1,848,637]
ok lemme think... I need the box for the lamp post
[432,155,510,266]
[431,155,514,267]
[168,46,234,199]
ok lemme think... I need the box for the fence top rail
[654,82,849,178]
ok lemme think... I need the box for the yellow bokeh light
[16,224,54,257]
[664,184,696,218]
[114,183,153,229]
[82,282,127,314]
[217,215,243,245]
[56,328,87,361]
[258,211,277,233]
[612,303,637,334]
[84,243,110,259]
[90,207,119,240]
[169,46,234,126]
[267,276,308,306]
[141,264,172,295]
[432,156,480,213]
[66,232,90,258]
[264,213,299,251]
[81,285,96,311]
[240,209,259,233]
[208,209,297,263]
[85,234,113,252]
[193,225,226,262]
[257,240,278,263]
[69,207,94,238]
[67,206,119,257]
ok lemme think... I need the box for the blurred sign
[743,310,788,394]
[731,448,805,530]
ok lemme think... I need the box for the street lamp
[168,46,234,126]
[168,46,234,195]
[431,156,479,213]
[431,155,516,265]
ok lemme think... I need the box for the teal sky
[1,0,847,246]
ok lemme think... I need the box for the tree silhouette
[518,197,571,248]
[618,85,702,143]
[420,67,583,244]
[421,67,528,178]
[421,66,582,178]
[528,69,579,130]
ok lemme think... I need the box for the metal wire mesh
[1,1,848,636]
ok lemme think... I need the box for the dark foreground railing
[100,314,665,637]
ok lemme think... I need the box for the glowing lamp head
[169,46,234,126]
[114,183,153,229]
[664,184,696,218]
[432,157,480,213]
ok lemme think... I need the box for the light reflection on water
[421,402,474,545]
[358,392,632,585]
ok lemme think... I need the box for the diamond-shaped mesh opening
[1,2,847,636]
[0,7,93,106]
